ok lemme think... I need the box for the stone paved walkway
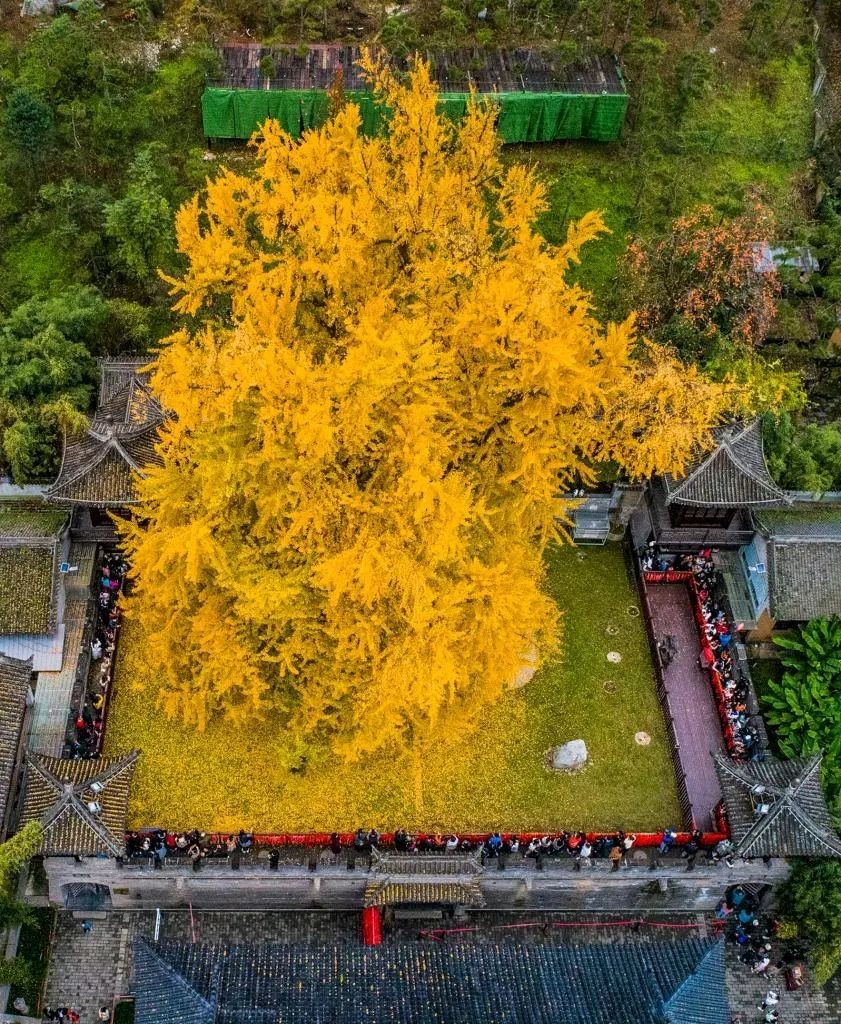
[645,581,725,831]
[725,938,836,1024]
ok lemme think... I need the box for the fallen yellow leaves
[105,545,681,834]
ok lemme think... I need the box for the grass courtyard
[106,543,681,834]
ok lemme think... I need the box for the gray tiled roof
[48,366,164,507]
[0,504,67,638]
[767,539,841,621]
[663,940,729,1024]
[133,936,729,1024]
[20,750,139,857]
[757,507,841,540]
[665,420,788,507]
[714,753,841,858]
[0,656,31,832]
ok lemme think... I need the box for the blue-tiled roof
[663,940,730,1024]
[132,941,215,1024]
[133,936,728,1024]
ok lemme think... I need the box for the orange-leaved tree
[626,195,779,361]
[119,57,729,758]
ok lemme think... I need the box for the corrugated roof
[662,940,729,1024]
[133,936,727,1024]
[714,753,841,858]
[20,750,139,857]
[664,420,788,507]
[757,507,841,539]
[0,505,68,540]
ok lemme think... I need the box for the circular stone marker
[605,624,619,636]
[635,731,651,746]
[607,651,622,663]
[603,679,617,694]
[626,605,640,617]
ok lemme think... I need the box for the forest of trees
[0,0,839,488]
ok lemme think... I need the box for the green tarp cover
[201,88,628,144]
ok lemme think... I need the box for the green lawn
[107,543,680,833]
[504,49,813,319]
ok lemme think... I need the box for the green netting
[201,88,628,144]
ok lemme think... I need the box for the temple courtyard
[104,543,681,833]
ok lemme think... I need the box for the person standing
[609,845,622,872]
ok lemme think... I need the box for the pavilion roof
[364,879,485,907]
[664,420,788,507]
[714,753,841,858]
[48,361,164,507]
[20,750,139,857]
[132,935,729,1024]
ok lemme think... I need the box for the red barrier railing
[145,829,728,849]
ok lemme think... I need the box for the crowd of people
[644,544,763,761]
[66,552,127,760]
[679,549,763,760]
[126,829,259,870]
[718,885,806,1023]
[122,827,741,872]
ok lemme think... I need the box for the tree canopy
[120,58,729,758]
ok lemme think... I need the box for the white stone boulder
[548,739,588,772]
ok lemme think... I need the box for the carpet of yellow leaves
[105,545,681,833]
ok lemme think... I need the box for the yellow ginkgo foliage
[120,57,729,758]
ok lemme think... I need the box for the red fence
[183,829,728,848]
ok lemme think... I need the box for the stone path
[725,939,836,1024]
[29,598,89,757]
[645,581,725,831]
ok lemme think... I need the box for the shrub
[762,617,841,811]
[778,859,841,985]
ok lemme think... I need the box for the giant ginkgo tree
[120,57,729,758]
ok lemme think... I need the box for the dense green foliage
[764,412,841,492]
[7,907,53,1016]
[0,823,45,999]
[0,2,217,481]
[762,617,841,814]
[0,0,835,483]
[779,859,841,985]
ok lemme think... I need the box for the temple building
[714,753,841,859]
[47,359,164,543]
[19,749,139,861]
[132,933,730,1024]
[629,419,841,637]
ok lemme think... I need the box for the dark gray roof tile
[133,936,728,1024]
[665,420,787,507]
[768,539,841,620]
[0,656,30,830]
[714,753,841,858]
